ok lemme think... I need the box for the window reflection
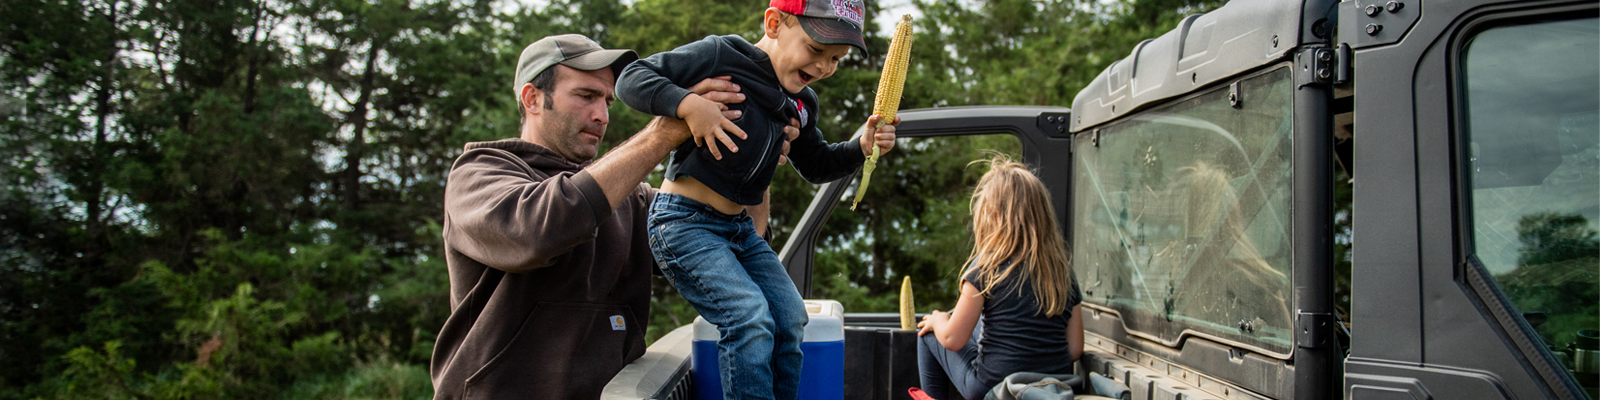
[1463,16,1599,390]
[1074,67,1295,355]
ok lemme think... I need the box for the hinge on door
[1295,45,1351,88]
[1297,311,1335,349]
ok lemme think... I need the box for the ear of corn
[853,15,914,211]
[899,276,916,330]
[872,14,914,128]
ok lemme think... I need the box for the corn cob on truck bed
[603,0,1600,398]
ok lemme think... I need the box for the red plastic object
[908,387,936,400]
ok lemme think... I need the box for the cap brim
[796,16,869,57]
[559,48,640,76]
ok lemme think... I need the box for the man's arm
[585,116,692,209]
[444,151,613,272]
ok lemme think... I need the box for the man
[428,34,770,399]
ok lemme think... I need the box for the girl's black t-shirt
[963,264,1083,387]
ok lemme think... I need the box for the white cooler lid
[694,299,844,342]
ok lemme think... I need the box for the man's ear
[763,8,783,39]
[520,83,541,115]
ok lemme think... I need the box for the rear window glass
[1072,67,1296,355]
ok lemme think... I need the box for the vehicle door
[1345,0,1598,398]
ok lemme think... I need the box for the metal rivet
[1366,23,1383,35]
[1317,50,1333,62]
[1386,1,1404,12]
[1364,4,1380,16]
[1317,68,1331,79]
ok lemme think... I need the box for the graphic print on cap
[831,0,864,28]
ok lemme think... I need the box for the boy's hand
[686,76,745,121]
[861,114,900,157]
[678,93,747,160]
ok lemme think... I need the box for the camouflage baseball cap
[513,34,639,96]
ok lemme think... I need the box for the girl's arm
[917,281,986,351]
[1067,304,1084,362]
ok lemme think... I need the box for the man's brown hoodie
[431,139,654,399]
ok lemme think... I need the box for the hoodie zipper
[741,97,800,185]
[742,126,778,185]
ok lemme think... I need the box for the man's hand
[861,114,901,157]
[678,94,747,160]
[779,118,799,165]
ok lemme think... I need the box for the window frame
[1071,61,1300,360]
[1449,6,1600,395]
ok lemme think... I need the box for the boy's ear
[762,8,783,39]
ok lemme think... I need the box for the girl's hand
[678,94,747,160]
[917,309,949,336]
[861,114,899,157]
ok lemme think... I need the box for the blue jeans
[648,193,807,400]
[917,323,988,400]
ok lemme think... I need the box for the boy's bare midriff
[662,176,746,215]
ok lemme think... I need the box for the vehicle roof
[1069,0,1334,132]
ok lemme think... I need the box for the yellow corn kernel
[853,15,914,211]
[873,14,914,128]
[900,276,916,330]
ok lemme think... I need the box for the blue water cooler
[691,299,845,400]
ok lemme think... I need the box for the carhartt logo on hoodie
[610,315,626,330]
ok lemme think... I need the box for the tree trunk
[243,0,263,114]
[88,0,118,243]
[343,42,381,210]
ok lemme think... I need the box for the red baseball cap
[770,0,869,56]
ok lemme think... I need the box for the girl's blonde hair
[964,154,1074,317]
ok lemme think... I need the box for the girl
[915,155,1084,400]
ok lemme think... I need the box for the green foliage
[56,342,141,400]
[282,361,433,400]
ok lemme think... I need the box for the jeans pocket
[647,201,695,228]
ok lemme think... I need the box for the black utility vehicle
[607,0,1599,398]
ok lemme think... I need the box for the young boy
[615,0,896,399]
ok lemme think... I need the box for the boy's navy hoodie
[616,34,866,205]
